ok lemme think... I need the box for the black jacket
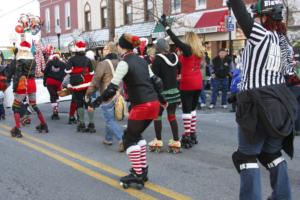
[212,56,231,79]
[152,53,179,91]
[44,59,66,82]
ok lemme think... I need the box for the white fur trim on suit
[157,53,178,67]
[19,47,31,51]
[71,82,91,89]
[65,69,72,74]
[89,71,94,75]
[75,46,86,52]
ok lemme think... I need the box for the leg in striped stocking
[181,113,193,148]
[138,139,148,182]
[190,110,198,144]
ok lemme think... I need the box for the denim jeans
[238,127,291,200]
[0,104,4,118]
[199,80,207,104]
[210,78,228,105]
[100,100,123,142]
[289,86,300,132]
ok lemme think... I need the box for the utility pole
[227,4,234,62]
[108,0,115,41]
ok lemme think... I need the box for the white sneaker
[200,103,206,108]
[222,105,228,109]
[209,104,214,109]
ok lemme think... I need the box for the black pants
[180,90,201,113]
[124,120,152,150]
[73,90,87,108]
[47,85,59,103]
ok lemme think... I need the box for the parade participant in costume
[228,0,296,199]
[8,41,49,137]
[160,15,203,148]
[43,51,66,120]
[66,40,95,133]
[92,33,164,189]
[86,42,124,152]
[148,38,181,153]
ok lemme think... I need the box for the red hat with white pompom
[19,41,31,51]
[75,40,86,52]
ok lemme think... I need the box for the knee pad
[232,151,258,173]
[168,114,176,122]
[31,104,40,113]
[258,151,285,170]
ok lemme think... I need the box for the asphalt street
[0,101,299,200]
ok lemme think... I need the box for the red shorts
[129,100,160,120]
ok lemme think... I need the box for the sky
[0,0,39,47]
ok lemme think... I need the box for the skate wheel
[155,148,161,153]
[120,182,129,189]
[136,184,144,190]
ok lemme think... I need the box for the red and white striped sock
[190,110,197,133]
[138,139,147,168]
[182,113,192,136]
[126,145,142,175]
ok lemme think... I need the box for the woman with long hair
[160,16,204,148]
[8,41,48,137]
[228,0,296,199]
[92,33,164,189]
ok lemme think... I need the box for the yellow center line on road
[0,124,192,200]
[0,130,157,200]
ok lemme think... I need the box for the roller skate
[181,135,193,149]
[10,127,22,138]
[68,116,77,124]
[120,170,144,190]
[167,139,181,153]
[86,123,96,133]
[190,132,198,145]
[51,112,60,120]
[36,124,49,134]
[21,115,31,126]
[77,123,86,133]
[130,166,148,182]
[148,138,163,153]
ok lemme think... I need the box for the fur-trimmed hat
[75,40,86,52]
[118,33,141,50]
[19,41,31,51]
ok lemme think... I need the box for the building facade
[39,0,79,52]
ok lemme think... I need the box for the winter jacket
[212,56,231,79]
[86,53,119,96]
[230,69,241,93]
[152,53,179,91]
[44,59,66,85]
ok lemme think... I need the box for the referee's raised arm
[228,0,254,38]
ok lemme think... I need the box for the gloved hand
[92,96,103,108]
[159,14,169,27]
[226,0,231,7]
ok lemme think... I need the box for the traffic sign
[227,23,234,32]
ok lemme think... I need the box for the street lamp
[55,26,61,50]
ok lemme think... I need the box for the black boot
[120,170,144,190]
[181,135,193,149]
[51,112,60,120]
[36,124,49,133]
[68,116,77,124]
[130,166,148,182]
[77,123,86,133]
[10,127,22,138]
[190,132,198,145]
[86,123,96,133]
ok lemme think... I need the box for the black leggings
[73,90,87,108]
[47,85,59,103]
[180,90,201,113]
[124,120,152,150]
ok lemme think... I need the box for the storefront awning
[152,18,175,38]
[194,10,228,34]
[1,49,14,60]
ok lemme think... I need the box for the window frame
[65,1,71,30]
[124,1,133,25]
[55,5,60,28]
[45,8,50,33]
[101,1,108,28]
[195,0,206,10]
[171,0,181,14]
[84,3,91,31]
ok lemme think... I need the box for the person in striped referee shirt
[228,0,297,199]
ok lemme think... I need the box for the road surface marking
[0,130,157,200]
[0,124,192,200]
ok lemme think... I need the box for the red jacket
[179,54,202,91]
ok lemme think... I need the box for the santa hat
[49,51,61,60]
[75,40,86,52]
[118,33,141,50]
[19,41,31,51]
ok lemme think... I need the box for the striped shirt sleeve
[249,22,267,45]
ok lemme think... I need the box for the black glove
[92,96,103,108]
[102,83,119,101]
[159,14,169,28]
[226,0,231,7]
[151,75,167,104]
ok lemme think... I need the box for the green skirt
[162,88,181,104]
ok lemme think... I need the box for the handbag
[69,60,87,86]
[106,59,125,121]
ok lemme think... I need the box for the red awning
[194,10,228,32]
